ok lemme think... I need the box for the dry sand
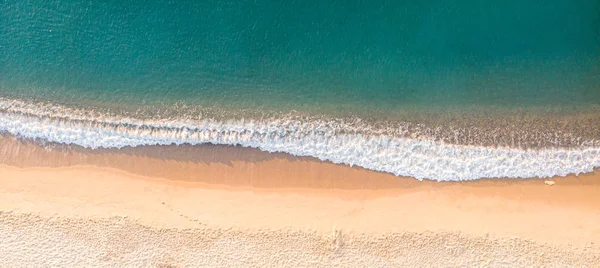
[0,135,599,267]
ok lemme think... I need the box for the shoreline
[3,95,600,150]
[2,133,600,183]
[2,134,600,189]
[3,97,600,181]
[1,136,600,266]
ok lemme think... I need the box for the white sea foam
[0,98,598,181]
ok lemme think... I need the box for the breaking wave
[0,98,598,181]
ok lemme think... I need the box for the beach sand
[1,135,599,267]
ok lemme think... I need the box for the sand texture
[1,136,599,267]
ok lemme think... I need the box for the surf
[0,97,598,181]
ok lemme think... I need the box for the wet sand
[1,135,599,267]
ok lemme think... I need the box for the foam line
[0,98,598,181]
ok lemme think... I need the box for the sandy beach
[1,136,600,267]
[3,0,600,266]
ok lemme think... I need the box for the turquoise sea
[1,0,599,181]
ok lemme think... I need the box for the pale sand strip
[1,165,599,267]
[0,136,600,266]
[2,212,599,267]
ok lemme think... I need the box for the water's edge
[1,97,599,181]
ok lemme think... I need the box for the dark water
[2,0,599,111]
[1,0,600,180]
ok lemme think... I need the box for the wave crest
[0,98,599,181]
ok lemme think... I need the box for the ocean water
[1,0,599,181]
